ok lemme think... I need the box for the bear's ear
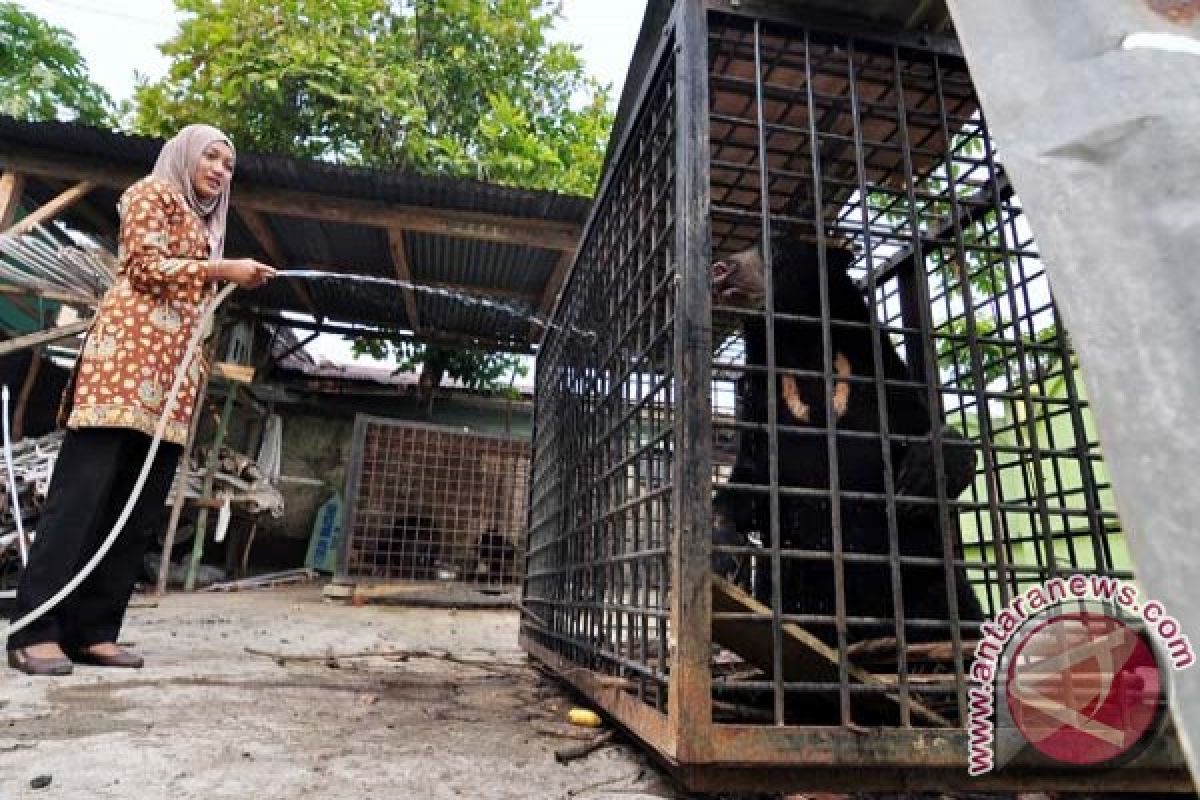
[822,244,855,274]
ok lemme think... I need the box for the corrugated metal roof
[0,116,591,353]
[406,232,558,297]
[0,116,591,223]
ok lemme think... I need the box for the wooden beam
[533,247,576,343]
[0,318,90,357]
[237,208,320,320]
[40,177,116,238]
[5,181,95,236]
[236,188,579,251]
[238,207,285,265]
[0,147,582,251]
[387,228,421,334]
[0,171,26,229]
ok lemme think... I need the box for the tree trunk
[418,362,444,419]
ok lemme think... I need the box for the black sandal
[7,647,74,676]
[67,645,144,669]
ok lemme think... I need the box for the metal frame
[521,0,1192,791]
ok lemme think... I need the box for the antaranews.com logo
[967,574,1194,775]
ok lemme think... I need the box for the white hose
[1,282,238,642]
[2,385,30,566]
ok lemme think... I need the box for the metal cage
[521,0,1191,792]
[339,416,529,588]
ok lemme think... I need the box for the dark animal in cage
[378,515,444,581]
[711,230,984,645]
[474,530,517,583]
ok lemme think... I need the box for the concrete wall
[247,389,533,570]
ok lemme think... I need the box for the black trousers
[7,427,181,651]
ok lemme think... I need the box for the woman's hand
[212,258,277,289]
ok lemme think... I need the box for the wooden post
[0,171,26,229]
[156,323,222,596]
[11,346,42,442]
[184,319,253,590]
[387,227,421,334]
[184,382,237,591]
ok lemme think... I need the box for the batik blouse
[66,177,216,445]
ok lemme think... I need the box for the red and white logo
[1004,611,1166,767]
[966,575,1191,776]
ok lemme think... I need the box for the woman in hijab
[7,125,276,675]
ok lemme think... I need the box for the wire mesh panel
[340,416,529,587]
[523,0,1188,791]
[523,29,680,719]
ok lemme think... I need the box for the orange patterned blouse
[67,176,216,445]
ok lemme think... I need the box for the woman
[6,125,276,675]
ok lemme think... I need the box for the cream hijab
[150,124,235,261]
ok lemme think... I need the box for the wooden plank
[0,319,91,357]
[0,148,581,250]
[212,361,255,383]
[0,171,26,229]
[237,208,320,320]
[711,576,949,727]
[387,227,421,334]
[5,181,95,236]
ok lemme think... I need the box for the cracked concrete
[0,587,688,800]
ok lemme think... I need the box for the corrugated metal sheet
[0,117,591,222]
[265,216,391,273]
[405,232,558,297]
[0,116,590,350]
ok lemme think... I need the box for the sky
[14,0,648,365]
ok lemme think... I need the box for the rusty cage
[520,0,1192,793]
[339,416,530,589]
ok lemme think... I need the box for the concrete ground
[0,586,696,800]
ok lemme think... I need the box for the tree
[134,0,613,194]
[353,338,527,418]
[0,2,116,126]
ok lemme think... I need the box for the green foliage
[352,337,528,405]
[866,132,1059,392]
[0,2,116,126]
[134,0,613,194]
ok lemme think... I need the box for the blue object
[305,493,343,574]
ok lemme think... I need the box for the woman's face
[191,140,235,200]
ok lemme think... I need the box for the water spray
[1,269,592,643]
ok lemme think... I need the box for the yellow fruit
[566,708,603,728]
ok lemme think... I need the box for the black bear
[711,231,984,646]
